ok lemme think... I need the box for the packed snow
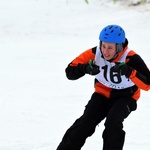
[0,0,150,149]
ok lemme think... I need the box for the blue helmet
[99,25,126,44]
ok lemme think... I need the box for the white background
[0,0,150,149]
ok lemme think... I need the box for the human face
[101,42,117,60]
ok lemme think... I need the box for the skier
[56,24,150,150]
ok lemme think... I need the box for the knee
[104,116,123,129]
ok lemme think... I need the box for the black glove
[111,62,133,78]
[84,60,100,75]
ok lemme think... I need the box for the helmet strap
[116,44,123,53]
[109,44,122,60]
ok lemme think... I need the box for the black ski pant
[56,92,137,150]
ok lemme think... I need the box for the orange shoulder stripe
[125,50,136,63]
[127,50,136,56]
[70,48,95,66]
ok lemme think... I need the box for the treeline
[84,0,150,5]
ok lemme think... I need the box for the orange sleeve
[130,70,150,91]
[65,47,96,80]
[126,50,150,91]
[70,48,95,66]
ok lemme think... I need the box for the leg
[102,97,137,150]
[56,93,109,150]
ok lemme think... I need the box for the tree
[85,0,89,4]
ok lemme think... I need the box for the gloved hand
[111,62,133,78]
[84,60,100,75]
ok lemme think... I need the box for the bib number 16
[102,65,122,84]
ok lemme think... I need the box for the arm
[65,47,96,80]
[127,53,150,91]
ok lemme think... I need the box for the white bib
[95,46,134,89]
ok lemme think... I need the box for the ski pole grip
[89,60,93,69]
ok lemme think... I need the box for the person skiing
[56,24,150,150]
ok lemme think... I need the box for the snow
[0,0,150,149]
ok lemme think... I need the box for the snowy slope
[0,0,150,149]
